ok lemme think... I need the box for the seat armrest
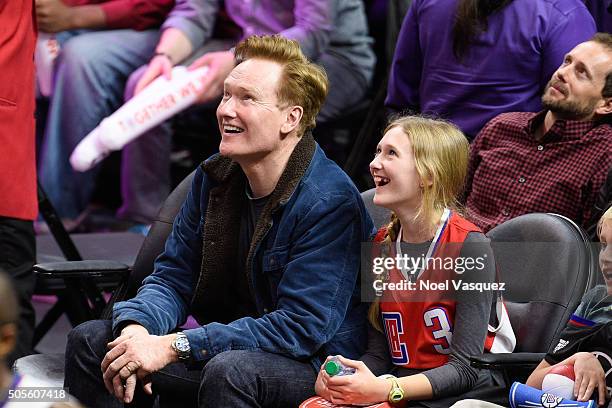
[34,261,130,278]
[470,352,546,370]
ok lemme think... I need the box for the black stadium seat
[471,213,599,389]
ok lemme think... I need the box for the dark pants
[65,320,318,407]
[0,216,36,365]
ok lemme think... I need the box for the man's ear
[0,324,17,360]
[280,106,303,135]
[595,97,612,116]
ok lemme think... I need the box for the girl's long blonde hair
[369,116,470,330]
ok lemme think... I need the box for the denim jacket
[113,134,375,369]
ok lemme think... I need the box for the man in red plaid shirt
[465,33,612,234]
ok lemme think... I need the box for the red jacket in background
[63,0,175,30]
[0,0,37,221]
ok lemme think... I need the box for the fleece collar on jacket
[191,132,316,322]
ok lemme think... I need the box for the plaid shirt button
[518,177,525,183]
[537,145,544,151]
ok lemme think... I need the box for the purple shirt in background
[385,0,596,138]
[227,0,333,58]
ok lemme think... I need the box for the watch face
[175,336,190,352]
[390,392,403,403]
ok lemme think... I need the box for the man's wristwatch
[380,374,404,403]
[171,332,191,361]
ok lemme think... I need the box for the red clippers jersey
[376,212,481,369]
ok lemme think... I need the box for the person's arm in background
[527,287,610,406]
[133,0,219,94]
[277,0,334,60]
[384,0,421,114]
[36,0,174,33]
[183,0,335,104]
[527,353,607,405]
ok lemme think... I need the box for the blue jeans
[38,29,160,219]
[65,320,318,407]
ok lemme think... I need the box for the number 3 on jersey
[423,308,453,354]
